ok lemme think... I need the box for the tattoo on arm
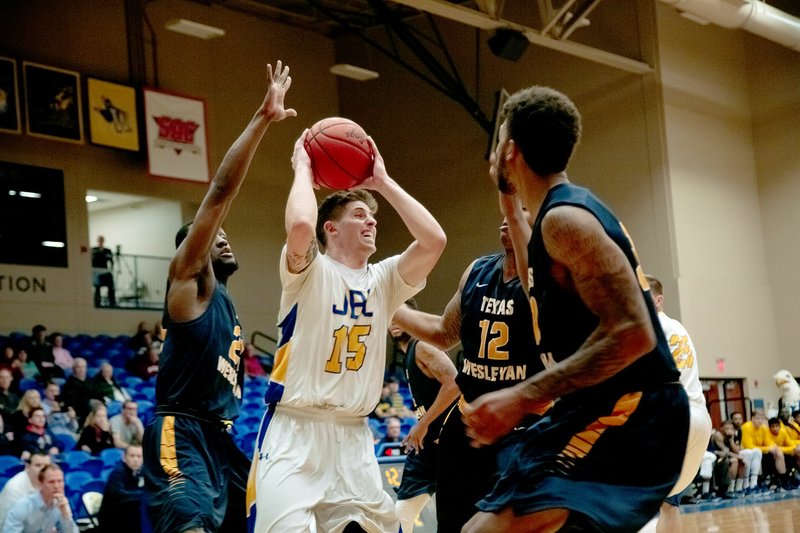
[288,238,318,273]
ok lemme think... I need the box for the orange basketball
[303,117,373,190]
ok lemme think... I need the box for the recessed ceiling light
[85,195,98,203]
[330,64,379,81]
[19,191,41,199]
[42,241,65,248]
[165,19,225,40]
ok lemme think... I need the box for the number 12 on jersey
[324,325,372,373]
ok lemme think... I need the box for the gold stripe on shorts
[159,415,182,478]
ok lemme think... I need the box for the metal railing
[94,253,170,310]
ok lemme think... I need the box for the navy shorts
[396,440,438,500]
[143,414,250,533]
[477,384,689,533]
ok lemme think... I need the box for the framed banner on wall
[23,61,83,143]
[143,88,209,183]
[87,77,140,151]
[0,57,21,134]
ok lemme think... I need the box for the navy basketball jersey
[403,339,442,421]
[459,253,544,402]
[157,283,244,421]
[527,183,678,401]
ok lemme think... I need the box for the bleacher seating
[0,455,23,477]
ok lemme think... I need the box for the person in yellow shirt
[768,417,800,489]
[784,410,800,441]
[742,411,789,490]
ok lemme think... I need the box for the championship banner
[143,88,209,183]
[87,78,139,151]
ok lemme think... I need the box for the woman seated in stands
[18,406,59,458]
[49,332,75,373]
[92,363,131,403]
[76,401,114,455]
[0,344,22,384]
[10,389,43,437]
[126,345,159,381]
[11,348,39,382]
[243,343,266,379]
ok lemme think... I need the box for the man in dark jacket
[97,444,145,532]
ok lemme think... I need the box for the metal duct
[660,0,800,52]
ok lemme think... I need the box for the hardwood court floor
[680,498,800,533]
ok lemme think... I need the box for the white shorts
[669,401,713,496]
[251,405,398,533]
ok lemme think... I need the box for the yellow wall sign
[87,77,139,151]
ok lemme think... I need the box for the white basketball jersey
[658,311,705,408]
[270,246,422,416]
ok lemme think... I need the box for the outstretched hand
[261,61,297,122]
[291,130,319,189]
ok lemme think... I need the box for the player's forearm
[285,162,317,235]
[393,307,458,351]
[377,177,446,259]
[516,320,655,406]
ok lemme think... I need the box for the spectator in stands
[243,343,266,379]
[787,410,800,441]
[372,382,394,420]
[767,417,800,485]
[742,410,792,490]
[3,463,78,532]
[48,333,74,373]
[127,322,151,354]
[0,345,21,384]
[378,416,405,445]
[126,345,159,381]
[97,444,145,533]
[76,402,114,455]
[10,389,42,437]
[151,322,164,353]
[386,377,413,419]
[109,401,144,449]
[0,451,51,525]
[0,413,14,456]
[91,363,131,404]
[61,357,101,426]
[11,348,39,382]
[0,368,20,418]
[18,407,59,458]
[26,325,63,383]
[41,382,78,437]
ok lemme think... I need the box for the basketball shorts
[143,414,250,533]
[668,400,712,497]
[435,400,529,533]
[396,440,438,500]
[477,383,689,533]
[248,404,398,533]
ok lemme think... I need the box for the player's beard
[496,157,516,195]
[213,258,239,283]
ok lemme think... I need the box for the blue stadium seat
[238,416,262,432]
[81,458,105,477]
[65,471,93,497]
[100,447,124,468]
[123,376,144,389]
[60,450,93,471]
[0,455,23,477]
[237,431,258,454]
[80,478,106,495]
[106,400,123,418]
[18,377,39,392]
[100,468,112,482]
[53,432,78,452]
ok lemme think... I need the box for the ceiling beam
[390,0,653,74]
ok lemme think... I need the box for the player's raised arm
[285,131,319,274]
[498,191,531,293]
[169,62,295,312]
[360,137,446,286]
[392,262,473,351]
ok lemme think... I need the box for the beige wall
[655,4,800,408]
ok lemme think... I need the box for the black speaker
[488,29,529,61]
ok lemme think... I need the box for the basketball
[303,117,374,190]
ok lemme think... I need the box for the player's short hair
[175,221,193,248]
[502,86,581,176]
[721,419,734,427]
[645,274,663,297]
[316,190,378,247]
[768,417,780,427]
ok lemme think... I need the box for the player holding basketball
[647,274,712,533]
[462,86,689,532]
[247,130,446,532]
[142,62,296,533]
[391,193,545,533]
